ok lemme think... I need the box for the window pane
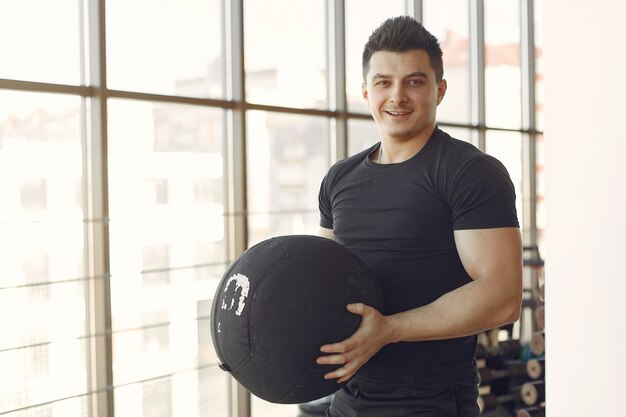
[485,0,522,129]
[244,0,328,109]
[0,283,91,416]
[0,0,81,84]
[0,91,88,415]
[246,111,330,245]
[113,369,228,417]
[345,0,406,113]
[107,99,228,417]
[442,126,474,145]
[0,393,90,417]
[197,366,229,417]
[485,131,523,231]
[423,0,471,124]
[348,118,379,156]
[251,396,298,417]
[106,0,224,98]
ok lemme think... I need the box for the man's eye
[408,79,424,86]
[375,81,389,86]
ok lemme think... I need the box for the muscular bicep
[319,227,335,240]
[454,227,523,322]
[455,227,522,294]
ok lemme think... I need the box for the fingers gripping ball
[210,235,384,404]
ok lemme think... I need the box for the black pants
[326,379,479,417]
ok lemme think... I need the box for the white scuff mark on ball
[221,273,250,316]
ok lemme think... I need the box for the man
[316,16,522,417]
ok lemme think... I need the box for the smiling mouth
[384,110,412,116]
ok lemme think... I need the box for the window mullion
[470,0,486,150]
[85,0,114,416]
[406,0,423,22]
[223,0,250,415]
[521,0,538,247]
[328,0,347,162]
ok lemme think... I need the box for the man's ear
[362,83,369,102]
[436,79,447,105]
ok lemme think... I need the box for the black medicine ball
[210,234,384,404]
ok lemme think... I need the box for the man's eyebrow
[371,71,429,80]
[407,70,429,78]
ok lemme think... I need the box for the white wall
[543,1,626,415]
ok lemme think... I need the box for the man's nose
[389,85,408,104]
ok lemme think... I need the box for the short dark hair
[362,16,444,83]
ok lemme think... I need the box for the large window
[0,1,542,417]
[107,99,228,417]
[106,0,224,98]
[423,0,471,124]
[244,0,328,110]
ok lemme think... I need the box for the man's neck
[379,125,437,164]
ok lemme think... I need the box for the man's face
[362,49,446,143]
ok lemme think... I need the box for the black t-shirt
[318,127,519,386]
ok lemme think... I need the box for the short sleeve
[450,155,519,230]
[318,173,333,229]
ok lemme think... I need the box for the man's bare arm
[317,227,523,382]
[387,227,523,340]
